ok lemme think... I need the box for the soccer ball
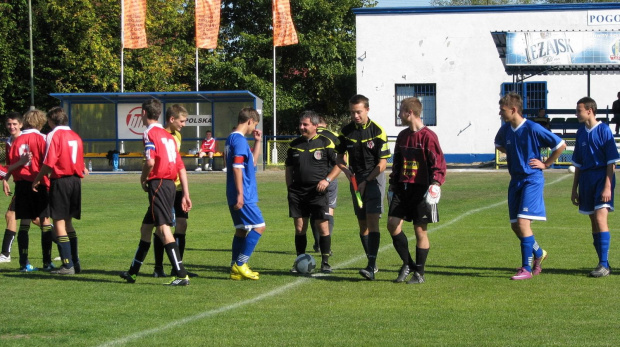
[294,254,316,274]
[568,165,575,173]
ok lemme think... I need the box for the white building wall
[355,5,620,162]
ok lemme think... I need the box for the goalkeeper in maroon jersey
[387,97,446,285]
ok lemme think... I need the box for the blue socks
[231,235,244,266]
[593,232,610,268]
[236,230,262,266]
[532,240,543,259]
[519,236,535,272]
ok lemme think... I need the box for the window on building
[501,82,547,116]
[395,84,436,126]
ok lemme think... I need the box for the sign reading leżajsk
[505,31,620,66]
[117,103,211,139]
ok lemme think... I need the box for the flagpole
[28,0,34,108]
[272,45,278,164]
[196,45,200,152]
[120,0,125,92]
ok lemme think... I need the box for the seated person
[197,130,216,171]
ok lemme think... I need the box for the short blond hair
[166,104,188,120]
[23,109,47,130]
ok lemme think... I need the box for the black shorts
[142,179,175,227]
[15,180,49,220]
[173,189,189,219]
[388,183,438,224]
[49,175,81,220]
[288,186,329,219]
[351,172,385,220]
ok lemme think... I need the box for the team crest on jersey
[367,141,374,149]
[314,151,323,160]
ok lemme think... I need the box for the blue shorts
[578,169,615,215]
[229,203,265,231]
[507,174,546,223]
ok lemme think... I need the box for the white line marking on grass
[97,279,309,347]
[98,174,571,347]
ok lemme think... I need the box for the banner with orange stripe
[272,0,298,47]
[196,0,221,49]
[123,0,147,49]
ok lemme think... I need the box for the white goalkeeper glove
[424,184,441,205]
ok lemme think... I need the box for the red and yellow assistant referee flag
[272,0,298,47]
[196,0,221,49]
[123,0,147,49]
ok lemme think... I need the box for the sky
[374,0,433,7]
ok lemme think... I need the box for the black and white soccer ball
[294,254,316,274]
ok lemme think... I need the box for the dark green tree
[430,0,615,6]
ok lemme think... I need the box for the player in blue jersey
[495,92,566,280]
[226,107,264,280]
[571,97,620,277]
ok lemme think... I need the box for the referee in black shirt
[286,111,341,273]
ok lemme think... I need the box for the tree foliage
[430,0,615,6]
[0,0,376,135]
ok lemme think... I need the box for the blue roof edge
[353,3,620,15]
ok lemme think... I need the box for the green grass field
[1,169,619,346]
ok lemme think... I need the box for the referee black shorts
[288,187,329,219]
[15,180,49,220]
[142,179,176,227]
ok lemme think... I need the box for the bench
[525,108,612,137]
